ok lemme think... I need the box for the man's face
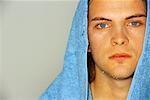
[88,0,146,80]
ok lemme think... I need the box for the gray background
[0,0,78,100]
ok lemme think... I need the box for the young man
[40,0,150,100]
[88,0,146,99]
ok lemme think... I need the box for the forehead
[89,0,146,19]
[89,0,145,4]
[89,0,144,9]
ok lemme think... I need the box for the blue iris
[130,22,140,26]
[99,23,108,28]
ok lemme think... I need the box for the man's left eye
[129,22,141,26]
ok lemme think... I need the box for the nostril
[111,38,128,46]
[112,41,118,46]
[121,41,125,45]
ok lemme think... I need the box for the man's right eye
[96,23,109,29]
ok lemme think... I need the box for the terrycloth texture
[39,0,89,100]
[39,0,150,100]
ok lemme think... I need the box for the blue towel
[39,0,150,99]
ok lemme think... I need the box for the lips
[109,53,131,60]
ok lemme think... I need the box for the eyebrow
[91,17,112,22]
[125,14,147,20]
[91,14,146,22]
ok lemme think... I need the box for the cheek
[89,32,106,51]
[88,33,109,60]
[88,27,110,47]
[129,29,145,57]
[135,38,144,56]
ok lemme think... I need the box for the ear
[88,43,91,52]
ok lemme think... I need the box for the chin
[110,72,134,80]
[105,67,135,80]
[111,62,136,79]
[96,61,136,80]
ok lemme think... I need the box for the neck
[90,67,132,100]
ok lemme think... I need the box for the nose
[111,30,129,46]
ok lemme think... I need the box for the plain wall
[0,1,3,100]
[1,0,78,100]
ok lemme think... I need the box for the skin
[88,0,146,100]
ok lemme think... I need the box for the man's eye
[96,23,109,29]
[129,22,141,27]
